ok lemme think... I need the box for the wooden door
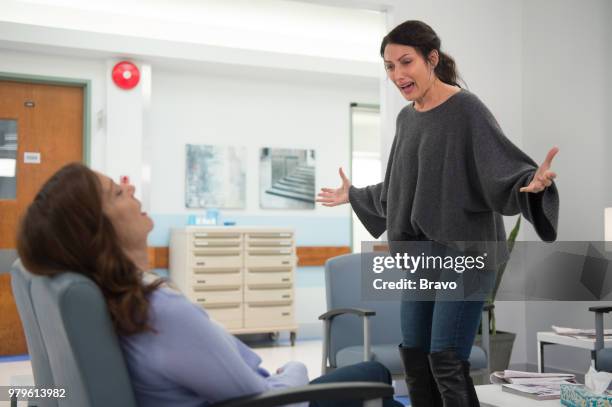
[0,80,83,356]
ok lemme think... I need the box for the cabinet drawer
[192,238,241,248]
[192,253,242,269]
[191,288,242,305]
[245,287,293,303]
[245,270,293,287]
[246,236,293,248]
[245,304,294,328]
[192,271,242,289]
[246,232,293,240]
[204,303,243,327]
[193,231,241,240]
[245,254,294,268]
[247,247,294,255]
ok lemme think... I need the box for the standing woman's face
[383,44,437,101]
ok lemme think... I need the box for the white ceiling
[2,0,386,63]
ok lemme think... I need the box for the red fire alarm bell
[112,61,140,90]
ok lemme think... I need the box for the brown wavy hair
[17,162,163,335]
[380,20,465,88]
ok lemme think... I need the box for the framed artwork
[259,147,315,209]
[185,144,246,209]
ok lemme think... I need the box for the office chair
[319,253,491,384]
[10,260,392,407]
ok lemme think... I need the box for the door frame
[0,72,92,164]
[348,102,380,253]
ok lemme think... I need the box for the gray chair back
[10,260,57,407]
[11,261,138,407]
[325,253,489,376]
[325,252,403,366]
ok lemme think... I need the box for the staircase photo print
[259,148,315,209]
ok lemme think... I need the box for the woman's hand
[520,147,559,193]
[316,167,352,207]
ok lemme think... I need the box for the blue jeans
[400,300,484,361]
[309,361,403,407]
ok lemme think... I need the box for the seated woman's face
[96,173,154,248]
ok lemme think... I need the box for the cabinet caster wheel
[290,332,296,346]
[269,332,279,342]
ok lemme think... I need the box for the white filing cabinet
[170,227,298,345]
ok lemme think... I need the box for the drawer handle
[282,261,290,265]
[282,295,291,299]
[196,262,206,266]
[282,312,290,316]
[281,278,290,282]
[196,280,207,284]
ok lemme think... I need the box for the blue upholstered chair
[10,260,57,407]
[319,253,491,383]
[11,260,139,407]
[11,260,392,407]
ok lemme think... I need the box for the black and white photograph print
[259,148,315,209]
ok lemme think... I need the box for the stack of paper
[490,370,577,400]
[552,325,612,338]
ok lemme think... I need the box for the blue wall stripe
[147,214,351,247]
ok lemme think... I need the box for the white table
[537,331,612,372]
[476,384,561,406]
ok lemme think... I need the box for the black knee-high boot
[428,350,479,407]
[398,345,443,407]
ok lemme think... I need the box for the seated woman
[17,163,402,407]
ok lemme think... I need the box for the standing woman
[317,20,559,407]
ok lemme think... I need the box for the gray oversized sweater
[349,89,559,253]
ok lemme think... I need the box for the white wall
[149,67,378,218]
[521,0,612,374]
[149,68,379,334]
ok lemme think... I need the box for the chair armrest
[210,382,393,407]
[480,305,493,376]
[319,308,376,320]
[319,308,376,372]
[589,306,612,313]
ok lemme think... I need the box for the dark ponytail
[380,20,464,88]
[435,51,460,88]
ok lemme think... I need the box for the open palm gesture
[316,167,351,207]
[520,147,559,193]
